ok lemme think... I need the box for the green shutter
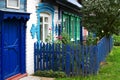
[70,16,75,41]
[62,13,70,35]
[77,17,80,40]
[75,17,77,41]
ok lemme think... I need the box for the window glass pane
[63,14,69,34]
[40,24,43,41]
[45,17,48,22]
[7,0,19,8]
[40,17,43,23]
[63,17,67,32]
[44,24,48,41]
[77,18,80,40]
[71,17,75,40]
[45,24,48,27]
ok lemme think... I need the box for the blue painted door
[3,19,20,79]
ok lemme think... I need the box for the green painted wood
[77,18,80,40]
[62,12,82,42]
[75,17,77,42]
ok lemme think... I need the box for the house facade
[26,0,82,75]
[0,0,30,80]
[0,0,82,79]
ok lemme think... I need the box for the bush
[86,33,98,45]
[113,35,120,46]
[34,70,67,78]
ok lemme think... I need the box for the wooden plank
[46,43,49,70]
[57,44,61,70]
[51,43,54,70]
[65,45,70,76]
[71,46,74,76]
[62,44,65,72]
[40,42,43,70]
[42,43,46,70]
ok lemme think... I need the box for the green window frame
[62,14,70,34]
[62,12,81,42]
[77,17,80,40]
[70,16,75,41]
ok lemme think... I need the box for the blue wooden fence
[34,36,113,76]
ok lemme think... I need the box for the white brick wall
[26,0,58,75]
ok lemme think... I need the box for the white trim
[67,0,82,8]
[6,0,20,9]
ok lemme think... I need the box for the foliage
[86,33,99,45]
[45,28,52,43]
[113,35,120,46]
[55,32,71,45]
[56,46,120,80]
[45,31,71,44]
[34,70,67,78]
[82,0,120,38]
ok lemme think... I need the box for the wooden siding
[0,0,26,12]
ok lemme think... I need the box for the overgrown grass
[113,35,120,46]
[56,46,120,80]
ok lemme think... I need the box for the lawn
[56,46,120,80]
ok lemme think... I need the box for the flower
[56,35,62,40]
[49,28,52,30]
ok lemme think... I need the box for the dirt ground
[41,77,55,80]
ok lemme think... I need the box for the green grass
[56,46,120,80]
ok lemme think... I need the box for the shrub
[55,32,71,45]
[34,70,67,78]
[113,35,120,46]
[86,33,98,45]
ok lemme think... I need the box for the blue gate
[0,11,30,80]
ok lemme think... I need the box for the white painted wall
[54,6,59,40]
[26,0,38,75]
[26,1,58,75]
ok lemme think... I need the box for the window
[40,13,52,42]
[62,12,81,42]
[7,0,20,9]
[63,15,69,33]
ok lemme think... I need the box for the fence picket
[34,36,113,76]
